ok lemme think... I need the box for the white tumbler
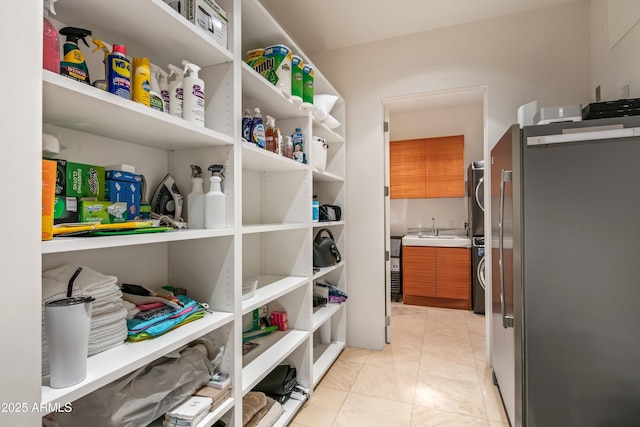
[320,319,332,345]
[45,296,94,388]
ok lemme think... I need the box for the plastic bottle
[265,115,278,153]
[107,45,131,99]
[187,165,205,229]
[155,65,170,114]
[276,128,283,155]
[91,38,112,90]
[251,108,266,148]
[292,128,305,163]
[59,27,92,84]
[132,57,151,107]
[284,136,293,159]
[149,63,165,112]
[182,60,205,126]
[43,0,60,74]
[205,165,226,229]
[242,109,252,142]
[167,64,184,118]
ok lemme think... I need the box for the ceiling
[260,0,582,54]
[259,0,581,113]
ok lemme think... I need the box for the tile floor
[291,303,510,427]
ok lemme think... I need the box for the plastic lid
[112,45,127,55]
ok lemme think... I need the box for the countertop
[402,233,471,248]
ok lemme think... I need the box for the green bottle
[59,27,92,84]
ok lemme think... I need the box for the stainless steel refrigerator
[490,117,640,427]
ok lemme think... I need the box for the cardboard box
[42,160,57,240]
[184,0,227,49]
[54,195,78,224]
[53,158,67,196]
[78,201,127,223]
[66,162,105,199]
[106,171,142,219]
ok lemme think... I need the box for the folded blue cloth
[127,295,200,334]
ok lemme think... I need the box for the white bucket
[310,136,328,171]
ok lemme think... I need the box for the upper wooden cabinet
[390,135,464,198]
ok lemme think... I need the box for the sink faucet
[432,218,438,236]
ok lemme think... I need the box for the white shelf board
[311,118,345,144]
[43,228,234,254]
[312,342,345,387]
[195,397,235,427]
[241,223,309,234]
[242,63,307,120]
[55,0,232,68]
[41,311,234,406]
[43,71,234,150]
[312,221,346,230]
[272,397,306,427]
[312,304,342,332]
[242,330,309,393]
[242,275,309,315]
[312,262,345,281]
[242,141,309,172]
[312,168,345,182]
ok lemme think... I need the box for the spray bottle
[167,64,184,118]
[182,60,205,126]
[132,57,151,107]
[148,64,165,112]
[59,27,92,84]
[187,165,205,229]
[152,64,170,114]
[265,115,278,153]
[43,0,60,74]
[107,45,131,99]
[205,165,226,229]
[91,38,112,90]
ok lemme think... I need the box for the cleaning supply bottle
[187,165,205,229]
[284,135,293,159]
[59,27,92,84]
[107,44,131,99]
[91,38,112,90]
[265,115,278,153]
[148,63,165,112]
[205,165,225,229]
[153,65,170,114]
[167,64,184,118]
[276,127,284,155]
[292,127,305,163]
[42,0,60,74]
[251,107,265,148]
[132,57,151,107]
[242,109,252,142]
[181,60,205,126]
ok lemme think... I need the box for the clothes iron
[151,174,183,220]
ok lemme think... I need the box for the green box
[78,201,127,223]
[66,162,105,199]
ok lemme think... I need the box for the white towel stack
[41,264,128,377]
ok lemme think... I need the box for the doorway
[382,86,487,350]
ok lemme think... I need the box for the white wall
[311,1,591,350]
[389,104,484,236]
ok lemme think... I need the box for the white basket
[310,137,328,171]
[242,277,258,300]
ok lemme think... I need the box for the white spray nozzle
[151,63,169,83]
[167,64,184,78]
[44,0,57,16]
[181,60,201,77]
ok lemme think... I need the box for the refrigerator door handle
[476,177,485,212]
[499,169,515,329]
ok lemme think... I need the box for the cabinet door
[425,135,465,198]
[390,139,426,199]
[435,247,471,300]
[403,246,436,297]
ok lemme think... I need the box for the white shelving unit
[36,0,346,426]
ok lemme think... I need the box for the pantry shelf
[242,141,309,172]
[43,71,234,151]
[312,303,342,332]
[312,169,345,182]
[42,228,235,254]
[241,330,308,394]
[41,311,234,407]
[312,342,345,387]
[241,275,309,315]
[242,63,306,120]
[54,0,232,68]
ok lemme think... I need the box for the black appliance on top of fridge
[468,161,485,313]
[490,117,640,426]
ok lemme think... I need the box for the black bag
[253,364,297,402]
[319,204,341,222]
[313,228,342,267]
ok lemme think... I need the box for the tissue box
[78,201,127,223]
[105,170,142,219]
[66,161,105,199]
[42,160,57,241]
[183,0,227,49]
